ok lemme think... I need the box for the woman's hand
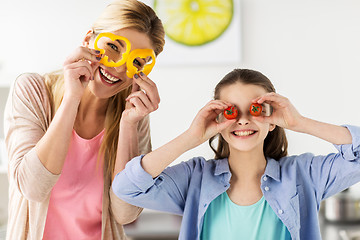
[252,92,304,131]
[121,72,160,125]
[63,46,101,102]
[186,100,236,146]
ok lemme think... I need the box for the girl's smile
[231,129,257,137]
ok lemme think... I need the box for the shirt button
[278,209,284,214]
[264,186,270,191]
[263,176,268,181]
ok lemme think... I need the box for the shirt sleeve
[112,155,196,215]
[301,125,360,201]
[4,73,60,202]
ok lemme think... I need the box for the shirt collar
[264,158,281,182]
[214,158,230,176]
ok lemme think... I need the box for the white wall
[0,0,359,186]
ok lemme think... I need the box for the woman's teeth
[100,68,120,84]
[233,130,255,136]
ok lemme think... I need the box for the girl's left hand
[122,72,160,125]
[252,92,304,131]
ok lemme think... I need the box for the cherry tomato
[223,106,238,120]
[250,103,262,116]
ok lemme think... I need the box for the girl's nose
[237,112,250,126]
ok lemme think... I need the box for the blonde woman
[4,0,165,239]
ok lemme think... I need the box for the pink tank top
[43,129,105,239]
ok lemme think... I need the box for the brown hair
[209,69,288,160]
[44,0,165,178]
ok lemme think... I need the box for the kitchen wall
[1,0,360,229]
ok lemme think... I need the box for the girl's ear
[82,29,94,47]
[269,124,276,132]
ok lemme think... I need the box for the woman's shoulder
[9,72,53,117]
[13,73,47,92]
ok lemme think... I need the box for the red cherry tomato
[223,106,238,120]
[250,103,262,116]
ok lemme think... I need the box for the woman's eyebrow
[115,39,125,47]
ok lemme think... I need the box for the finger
[127,96,148,114]
[127,91,158,112]
[131,79,141,94]
[64,46,102,65]
[138,72,156,87]
[64,61,94,80]
[257,92,284,103]
[133,77,160,105]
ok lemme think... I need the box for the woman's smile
[99,67,123,86]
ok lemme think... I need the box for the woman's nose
[114,63,126,73]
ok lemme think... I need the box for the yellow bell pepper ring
[93,32,131,68]
[126,49,156,78]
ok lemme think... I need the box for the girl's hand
[63,46,101,102]
[252,92,304,131]
[186,100,236,145]
[122,72,160,125]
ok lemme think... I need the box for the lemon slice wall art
[141,0,241,65]
[154,0,233,46]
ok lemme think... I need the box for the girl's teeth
[100,68,120,83]
[233,131,254,136]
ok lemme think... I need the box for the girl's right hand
[63,46,101,102]
[186,100,236,145]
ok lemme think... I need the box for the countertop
[0,211,359,240]
[123,209,360,240]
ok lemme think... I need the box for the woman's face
[219,82,275,155]
[87,28,153,99]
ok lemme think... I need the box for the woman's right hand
[186,100,236,146]
[63,46,101,102]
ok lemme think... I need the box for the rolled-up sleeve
[302,125,360,201]
[112,155,194,215]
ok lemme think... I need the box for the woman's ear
[82,29,94,47]
[269,124,276,132]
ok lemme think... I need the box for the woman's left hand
[252,92,304,131]
[122,72,160,125]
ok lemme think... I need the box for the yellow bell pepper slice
[126,49,156,78]
[93,32,131,68]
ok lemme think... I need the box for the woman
[4,0,165,239]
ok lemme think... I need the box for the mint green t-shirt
[201,192,291,240]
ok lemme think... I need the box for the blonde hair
[44,0,165,177]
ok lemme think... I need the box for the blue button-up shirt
[113,125,360,240]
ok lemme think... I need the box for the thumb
[91,62,100,80]
[131,79,140,93]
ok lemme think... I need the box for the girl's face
[87,28,153,99]
[219,82,275,154]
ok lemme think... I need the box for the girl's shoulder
[176,156,228,175]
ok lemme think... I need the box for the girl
[4,0,164,239]
[112,69,360,240]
